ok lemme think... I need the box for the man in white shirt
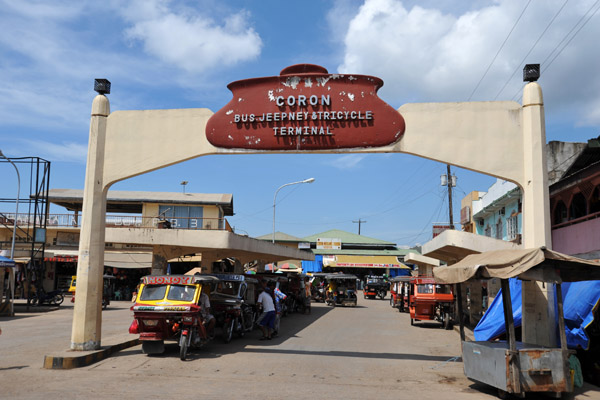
[257,287,276,340]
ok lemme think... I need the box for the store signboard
[317,238,342,250]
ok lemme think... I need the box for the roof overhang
[422,229,521,264]
[47,189,234,215]
[404,252,440,268]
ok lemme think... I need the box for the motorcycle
[130,274,220,360]
[29,288,64,306]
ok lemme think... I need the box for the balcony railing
[1,213,230,231]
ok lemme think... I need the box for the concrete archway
[72,69,552,350]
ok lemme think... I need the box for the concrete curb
[43,338,140,369]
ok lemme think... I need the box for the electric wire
[511,0,600,102]
[543,0,600,71]
[494,0,570,100]
[467,0,532,101]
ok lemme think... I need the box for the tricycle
[408,276,454,329]
[389,276,410,312]
[363,275,388,300]
[70,274,114,309]
[325,274,358,307]
[209,273,258,343]
[130,274,220,360]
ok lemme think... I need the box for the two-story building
[0,189,313,306]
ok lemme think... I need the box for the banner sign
[317,238,342,250]
[206,64,405,150]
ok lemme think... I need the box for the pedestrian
[199,285,216,339]
[257,285,276,340]
[270,281,286,337]
[303,276,312,314]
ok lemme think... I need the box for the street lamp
[0,150,20,260]
[272,178,315,243]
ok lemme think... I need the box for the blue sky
[1,0,599,247]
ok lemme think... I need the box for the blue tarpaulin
[302,255,323,273]
[474,279,600,350]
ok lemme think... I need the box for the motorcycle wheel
[53,293,65,305]
[243,310,255,332]
[443,313,452,330]
[179,336,188,360]
[237,318,245,337]
[223,319,234,343]
[30,296,39,306]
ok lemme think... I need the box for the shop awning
[323,255,410,269]
[45,249,152,269]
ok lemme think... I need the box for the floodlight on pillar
[94,79,111,95]
[523,64,540,82]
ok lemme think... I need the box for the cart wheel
[496,388,508,399]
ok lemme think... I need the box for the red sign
[142,275,194,285]
[206,64,405,150]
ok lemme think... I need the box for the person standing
[271,281,287,337]
[303,276,312,314]
[257,286,276,340]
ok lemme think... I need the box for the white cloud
[120,0,263,74]
[336,0,600,126]
[326,154,368,170]
[10,139,88,163]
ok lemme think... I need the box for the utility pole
[353,218,367,235]
[441,165,456,229]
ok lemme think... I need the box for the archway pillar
[521,82,555,346]
[70,94,109,351]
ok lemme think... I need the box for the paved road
[1,295,599,400]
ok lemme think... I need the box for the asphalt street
[1,295,599,400]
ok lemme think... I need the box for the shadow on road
[241,347,460,362]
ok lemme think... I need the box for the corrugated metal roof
[302,229,396,245]
[255,232,305,242]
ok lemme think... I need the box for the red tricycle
[408,276,455,329]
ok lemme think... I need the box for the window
[167,285,196,301]
[435,284,452,294]
[569,193,587,220]
[417,284,434,294]
[590,186,600,214]
[484,225,491,237]
[140,285,167,301]
[507,215,518,240]
[158,205,204,229]
[553,201,567,225]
